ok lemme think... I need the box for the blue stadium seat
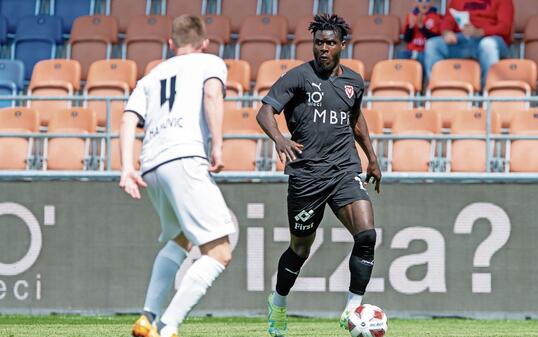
[0,60,24,108]
[12,15,63,80]
[0,0,39,34]
[0,15,7,46]
[52,0,95,34]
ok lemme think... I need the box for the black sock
[142,310,156,323]
[349,229,377,295]
[275,247,307,296]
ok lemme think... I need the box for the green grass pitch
[1,315,538,337]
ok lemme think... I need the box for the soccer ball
[347,304,388,337]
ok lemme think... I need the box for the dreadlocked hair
[308,14,350,41]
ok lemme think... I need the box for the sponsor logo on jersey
[294,222,315,231]
[313,109,350,125]
[307,82,324,106]
[295,209,314,222]
[344,85,354,99]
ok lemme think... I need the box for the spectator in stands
[398,0,442,69]
[424,0,514,87]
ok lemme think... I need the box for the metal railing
[1,94,538,182]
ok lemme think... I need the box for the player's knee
[352,228,377,261]
[290,242,311,259]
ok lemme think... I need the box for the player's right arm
[257,104,303,164]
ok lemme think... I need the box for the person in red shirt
[398,0,442,69]
[424,0,514,87]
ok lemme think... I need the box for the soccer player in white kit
[119,15,236,337]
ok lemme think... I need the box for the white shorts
[144,157,235,245]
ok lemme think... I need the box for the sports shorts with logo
[287,170,370,237]
[143,157,236,245]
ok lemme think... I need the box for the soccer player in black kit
[256,14,382,337]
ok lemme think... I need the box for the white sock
[345,292,363,312]
[143,241,187,317]
[160,255,225,334]
[272,291,287,307]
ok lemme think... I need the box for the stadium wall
[0,181,537,319]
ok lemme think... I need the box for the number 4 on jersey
[160,76,177,112]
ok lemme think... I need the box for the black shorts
[287,171,371,237]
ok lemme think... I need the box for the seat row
[2,106,536,173]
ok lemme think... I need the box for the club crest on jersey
[345,85,354,99]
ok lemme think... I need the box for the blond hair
[171,15,207,49]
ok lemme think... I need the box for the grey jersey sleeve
[261,69,301,113]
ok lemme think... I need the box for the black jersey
[262,60,364,178]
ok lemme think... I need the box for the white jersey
[125,53,227,173]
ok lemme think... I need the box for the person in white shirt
[120,15,235,337]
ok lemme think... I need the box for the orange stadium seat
[368,59,422,128]
[514,0,538,34]
[45,108,96,170]
[110,138,142,170]
[124,15,172,79]
[237,15,288,81]
[340,59,365,77]
[222,136,259,171]
[223,107,261,133]
[293,17,315,62]
[277,0,316,33]
[204,15,231,57]
[84,59,137,127]
[355,108,383,172]
[164,0,205,17]
[524,15,538,67]
[333,0,371,28]
[224,59,251,111]
[508,109,538,172]
[0,107,39,170]
[253,59,303,97]
[390,109,442,172]
[449,109,501,172]
[108,0,150,33]
[426,59,480,128]
[28,59,82,126]
[221,0,261,33]
[350,15,400,80]
[144,59,162,75]
[387,0,423,25]
[68,15,119,80]
[484,59,537,128]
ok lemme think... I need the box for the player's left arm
[351,106,382,193]
[204,78,225,173]
[119,111,147,199]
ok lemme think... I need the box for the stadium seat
[350,15,400,80]
[292,17,315,62]
[107,0,150,33]
[52,0,95,34]
[253,59,303,98]
[508,109,538,172]
[237,15,288,81]
[45,108,96,170]
[0,0,38,34]
[123,15,172,79]
[144,59,162,75]
[276,0,316,33]
[12,15,64,81]
[449,109,501,172]
[340,59,365,77]
[222,134,259,171]
[110,137,142,170]
[332,0,372,29]
[221,0,261,33]
[484,59,537,128]
[368,59,422,128]
[0,60,24,108]
[426,59,480,128]
[68,15,119,80]
[204,15,231,57]
[390,109,442,172]
[224,59,250,111]
[355,108,383,172]
[84,59,137,127]
[28,59,81,126]
[0,107,39,169]
[514,0,538,34]
[163,0,205,17]
[524,15,538,67]
[223,107,261,133]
